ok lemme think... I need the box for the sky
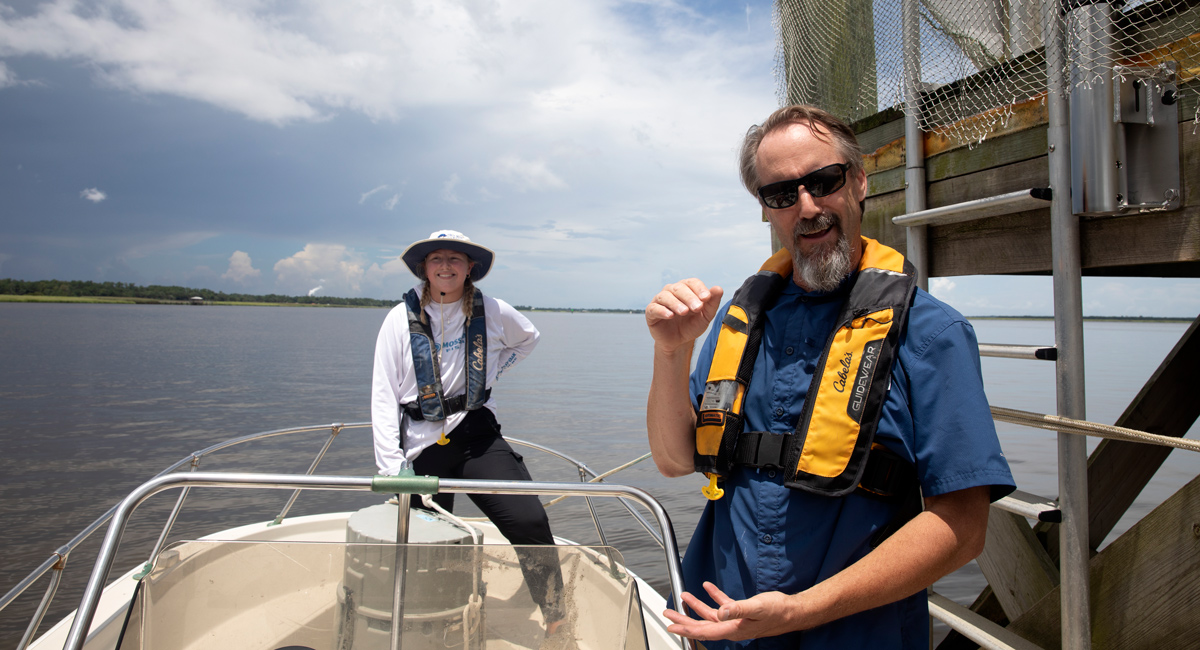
[1,0,1197,316]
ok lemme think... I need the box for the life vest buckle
[701,474,724,500]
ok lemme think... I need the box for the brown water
[0,303,1194,648]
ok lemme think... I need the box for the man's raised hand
[645,279,724,353]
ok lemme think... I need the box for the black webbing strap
[732,431,916,500]
[733,431,922,546]
[731,431,789,470]
[404,388,492,421]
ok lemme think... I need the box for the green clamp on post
[371,469,440,495]
[132,562,154,581]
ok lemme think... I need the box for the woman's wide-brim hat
[401,230,495,282]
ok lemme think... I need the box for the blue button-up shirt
[684,277,1015,649]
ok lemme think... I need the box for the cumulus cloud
[0,0,628,124]
[364,255,413,293]
[930,277,956,300]
[0,0,783,308]
[273,243,366,295]
[221,250,261,283]
[0,2,773,146]
[488,155,566,192]
[80,187,107,202]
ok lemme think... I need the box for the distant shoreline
[965,315,1193,323]
[0,294,644,313]
[1,295,1190,321]
[0,295,381,308]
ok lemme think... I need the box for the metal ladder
[895,0,1089,646]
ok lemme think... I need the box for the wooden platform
[853,83,1200,279]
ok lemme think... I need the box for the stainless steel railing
[60,472,691,650]
[0,422,660,650]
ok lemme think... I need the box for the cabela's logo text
[471,334,485,371]
[833,351,853,392]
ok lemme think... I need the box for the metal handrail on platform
[892,188,1053,228]
[978,344,1058,361]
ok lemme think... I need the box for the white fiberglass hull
[30,510,679,650]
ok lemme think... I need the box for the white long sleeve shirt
[371,284,540,475]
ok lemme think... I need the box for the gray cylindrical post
[390,494,412,650]
[1067,1,1118,215]
[1045,0,1092,646]
[902,0,928,290]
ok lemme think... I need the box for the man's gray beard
[791,213,853,292]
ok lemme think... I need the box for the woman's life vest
[695,237,919,503]
[402,287,490,422]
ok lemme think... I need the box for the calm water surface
[0,303,1195,647]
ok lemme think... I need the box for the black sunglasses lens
[805,165,847,198]
[761,185,798,209]
[758,164,847,208]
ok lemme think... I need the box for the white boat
[2,423,691,650]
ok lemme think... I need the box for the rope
[991,406,1200,453]
[543,453,653,508]
[453,452,654,518]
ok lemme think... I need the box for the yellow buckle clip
[701,474,724,500]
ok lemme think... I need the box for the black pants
[412,408,565,623]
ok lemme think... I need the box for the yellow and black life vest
[695,237,918,501]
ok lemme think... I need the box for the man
[644,104,1014,649]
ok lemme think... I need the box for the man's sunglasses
[757,163,850,209]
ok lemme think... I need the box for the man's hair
[738,104,864,197]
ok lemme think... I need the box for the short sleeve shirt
[683,277,1015,650]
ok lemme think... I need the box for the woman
[370,229,568,645]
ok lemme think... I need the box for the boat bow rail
[0,422,678,650]
[62,472,691,650]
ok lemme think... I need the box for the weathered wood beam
[1088,314,1200,548]
[1007,473,1200,649]
[859,79,1199,279]
[975,509,1060,621]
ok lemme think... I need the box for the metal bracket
[1113,62,1181,213]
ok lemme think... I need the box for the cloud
[364,255,413,294]
[307,284,323,297]
[80,187,107,202]
[930,277,956,300]
[488,155,567,192]
[220,250,261,283]
[359,184,388,204]
[0,1,786,308]
[0,0,625,124]
[442,173,463,204]
[273,243,365,295]
[0,61,14,88]
[0,1,774,141]
[1083,278,1200,318]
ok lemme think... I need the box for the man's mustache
[793,212,839,237]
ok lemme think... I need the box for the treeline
[0,278,401,307]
